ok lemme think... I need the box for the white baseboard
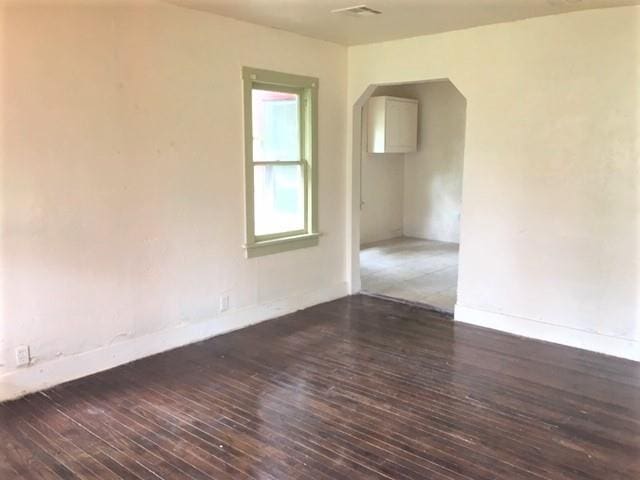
[0,282,349,402]
[454,304,640,362]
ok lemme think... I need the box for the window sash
[253,161,308,242]
[243,67,318,257]
[251,83,304,164]
[248,84,309,241]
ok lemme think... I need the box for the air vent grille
[331,5,382,17]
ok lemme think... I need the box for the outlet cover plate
[220,295,229,312]
[15,345,30,367]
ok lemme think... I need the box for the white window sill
[244,232,320,258]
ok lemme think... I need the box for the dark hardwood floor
[1,294,639,479]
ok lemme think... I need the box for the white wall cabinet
[367,96,418,154]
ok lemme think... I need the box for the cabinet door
[385,99,417,153]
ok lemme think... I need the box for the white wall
[359,86,406,245]
[360,144,405,245]
[402,81,466,243]
[349,6,640,360]
[0,1,348,400]
[360,81,466,246]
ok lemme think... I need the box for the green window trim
[244,232,320,259]
[242,67,319,258]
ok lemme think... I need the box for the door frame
[346,78,462,295]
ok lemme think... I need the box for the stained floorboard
[1,294,639,479]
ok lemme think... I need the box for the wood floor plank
[43,387,228,480]
[1,294,639,479]
[59,382,270,480]
[71,374,350,480]
[245,321,639,464]
[21,396,132,480]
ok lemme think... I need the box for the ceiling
[167,0,640,45]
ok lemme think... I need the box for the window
[242,67,319,258]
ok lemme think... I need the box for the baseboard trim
[0,282,349,402]
[454,304,640,362]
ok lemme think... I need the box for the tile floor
[360,237,459,313]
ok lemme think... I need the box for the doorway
[354,80,467,314]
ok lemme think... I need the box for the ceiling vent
[331,5,382,17]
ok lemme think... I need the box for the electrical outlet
[15,345,30,367]
[219,295,229,312]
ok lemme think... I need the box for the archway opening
[350,79,467,314]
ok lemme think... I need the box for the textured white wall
[360,81,466,246]
[359,85,412,246]
[402,81,466,244]
[349,7,640,359]
[0,1,347,399]
[360,148,405,245]
[359,97,404,245]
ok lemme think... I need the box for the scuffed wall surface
[0,1,347,379]
[349,6,640,346]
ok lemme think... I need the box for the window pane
[254,164,304,236]
[252,89,300,162]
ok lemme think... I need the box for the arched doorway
[349,79,467,314]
